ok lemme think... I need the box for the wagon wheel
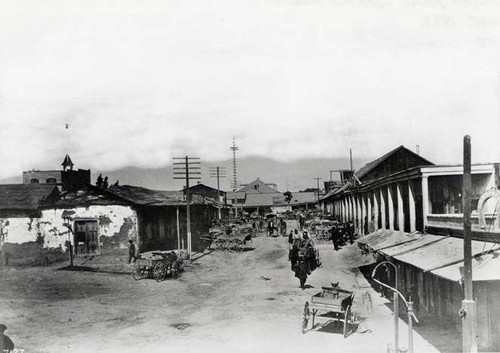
[153,261,167,282]
[343,305,352,338]
[132,263,143,281]
[215,239,224,250]
[226,239,235,252]
[302,302,310,334]
[233,239,243,252]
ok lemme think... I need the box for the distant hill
[89,156,371,192]
[0,156,371,192]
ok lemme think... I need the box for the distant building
[22,155,91,191]
[225,178,317,213]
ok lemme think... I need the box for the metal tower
[230,137,239,191]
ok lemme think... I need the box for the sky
[1,0,500,187]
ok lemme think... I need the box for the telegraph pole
[230,137,239,217]
[173,156,201,260]
[210,166,226,220]
[461,135,477,353]
[314,177,322,203]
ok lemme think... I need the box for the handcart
[302,284,356,337]
[132,251,180,282]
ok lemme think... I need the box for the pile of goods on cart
[201,220,254,252]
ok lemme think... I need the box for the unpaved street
[1,233,458,353]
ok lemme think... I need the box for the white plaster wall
[2,205,138,251]
[1,217,40,245]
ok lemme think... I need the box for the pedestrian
[302,231,310,240]
[289,244,299,271]
[288,231,294,250]
[295,254,309,289]
[348,221,355,244]
[128,239,138,264]
[0,324,14,353]
[331,225,339,251]
[368,215,376,233]
[267,220,274,237]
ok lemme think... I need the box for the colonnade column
[380,189,386,229]
[397,183,404,232]
[388,186,394,230]
[409,182,416,232]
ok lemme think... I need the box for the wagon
[302,284,356,337]
[132,252,180,282]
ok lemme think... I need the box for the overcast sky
[1,0,499,182]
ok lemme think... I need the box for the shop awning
[431,249,500,282]
[392,237,497,273]
[356,229,424,252]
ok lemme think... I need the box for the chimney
[416,145,420,155]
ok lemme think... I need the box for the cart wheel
[153,262,167,282]
[302,302,310,334]
[343,305,352,338]
[233,239,243,252]
[132,263,143,281]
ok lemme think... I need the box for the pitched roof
[237,178,281,194]
[355,145,434,180]
[244,193,286,207]
[289,192,317,205]
[0,184,57,213]
[107,185,214,206]
[61,154,74,169]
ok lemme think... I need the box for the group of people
[288,229,320,289]
[267,216,287,237]
[330,221,355,251]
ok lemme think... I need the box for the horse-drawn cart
[302,284,356,337]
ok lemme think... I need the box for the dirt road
[0,234,457,353]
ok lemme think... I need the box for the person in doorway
[0,324,14,353]
[128,239,138,264]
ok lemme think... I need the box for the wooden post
[185,156,192,260]
[394,292,399,353]
[176,206,180,250]
[462,135,477,353]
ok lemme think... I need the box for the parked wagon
[302,283,356,337]
[132,251,182,282]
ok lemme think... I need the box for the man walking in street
[128,239,138,264]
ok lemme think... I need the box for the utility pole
[210,166,226,220]
[314,177,322,203]
[230,137,239,191]
[350,148,353,172]
[173,156,201,261]
[230,137,239,217]
[461,135,477,353]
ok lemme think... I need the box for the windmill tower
[230,137,239,191]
